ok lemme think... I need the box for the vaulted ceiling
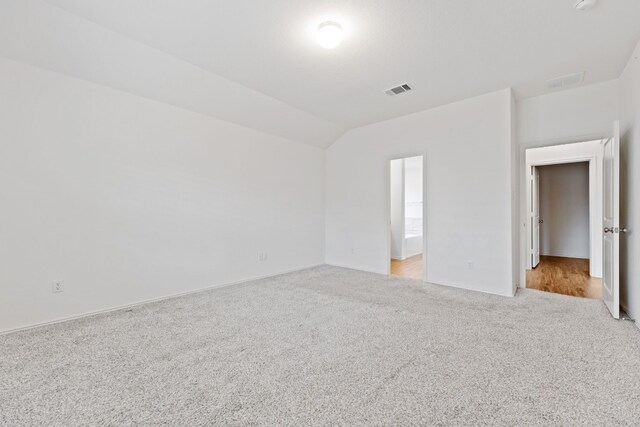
[2,0,640,147]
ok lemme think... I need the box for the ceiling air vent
[385,83,412,96]
[546,72,585,91]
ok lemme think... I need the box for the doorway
[521,122,621,318]
[526,162,602,298]
[389,155,424,280]
[525,139,605,301]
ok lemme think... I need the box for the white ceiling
[5,0,640,147]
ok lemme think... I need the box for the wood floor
[390,254,423,280]
[526,256,602,299]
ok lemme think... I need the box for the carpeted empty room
[3,266,640,425]
[3,1,640,425]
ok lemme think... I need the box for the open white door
[531,167,541,268]
[603,121,620,319]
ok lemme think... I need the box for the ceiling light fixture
[316,21,343,49]
[574,0,597,11]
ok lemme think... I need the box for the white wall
[403,157,424,258]
[389,159,404,259]
[404,158,423,222]
[517,79,619,146]
[0,58,326,332]
[538,163,590,259]
[326,89,515,296]
[619,41,640,324]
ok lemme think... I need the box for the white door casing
[523,139,604,288]
[602,121,620,319]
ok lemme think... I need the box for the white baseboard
[391,253,422,262]
[403,250,422,259]
[325,262,388,276]
[0,263,324,336]
[427,279,515,298]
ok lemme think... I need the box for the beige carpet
[1,265,640,426]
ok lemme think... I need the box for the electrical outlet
[467,261,474,270]
[351,248,355,255]
[257,252,269,261]
[52,281,63,293]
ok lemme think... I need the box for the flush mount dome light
[574,0,597,11]
[316,21,343,49]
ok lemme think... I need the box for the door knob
[621,227,628,233]
[604,227,613,233]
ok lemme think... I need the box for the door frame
[389,158,407,261]
[385,153,427,281]
[531,166,541,268]
[525,153,599,280]
[602,126,620,318]
[518,137,607,292]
